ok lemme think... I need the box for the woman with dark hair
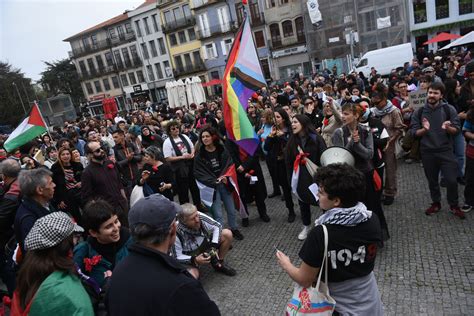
[139,146,174,201]
[264,108,295,222]
[140,125,163,149]
[40,134,54,155]
[194,126,244,240]
[12,212,93,315]
[258,108,280,197]
[321,97,343,147]
[285,114,327,240]
[51,147,84,224]
[333,103,389,243]
[20,155,41,170]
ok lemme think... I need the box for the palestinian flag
[4,103,47,152]
[222,164,248,219]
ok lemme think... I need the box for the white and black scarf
[315,202,372,227]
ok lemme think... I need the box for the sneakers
[425,202,441,215]
[212,260,236,276]
[259,213,271,222]
[287,212,296,223]
[231,229,244,240]
[461,205,472,213]
[298,226,310,241]
[450,206,466,219]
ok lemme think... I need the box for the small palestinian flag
[4,103,47,152]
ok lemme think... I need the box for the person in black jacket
[106,194,221,316]
[138,146,174,201]
[285,114,327,241]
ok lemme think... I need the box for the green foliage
[38,58,85,108]
[0,61,35,126]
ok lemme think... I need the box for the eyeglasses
[170,126,179,130]
[304,102,314,106]
[93,147,104,154]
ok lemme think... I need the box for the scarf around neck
[371,100,396,117]
[315,202,372,226]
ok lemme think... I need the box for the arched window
[295,17,305,41]
[282,20,293,37]
[270,23,281,47]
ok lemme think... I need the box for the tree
[0,61,36,126]
[39,58,85,108]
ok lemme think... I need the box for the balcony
[157,0,174,8]
[173,61,206,77]
[191,0,225,10]
[70,32,136,59]
[78,65,116,80]
[108,32,136,47]
[269,36,306,50]
[115,58,143,71]
[197,22,237,39]
[162,16,196,33]
[250,12,265,27]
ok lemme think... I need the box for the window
[254,31,265,48]
[413,0,427,24]
[128,72,137,85]
[163,61,172,77]
[174,56,184,69]
[152,14,159,32]
[137,70,145,82]
[270,23,281,46]
[268,0,276,8]
[282,20,293,37]
[435,0,449,19]
[164,11,174,24]
[135,21,142,37]
[147,65,155,81]
[363,11,376,32]
[95,55,105,70]
[117,25,125,38]
[109,28,117,40]
[141,43,150,59]
[389,6,400,24]
[157,87,167,100]
[174,7,184,21]
[85,82,93,94]
[357,59,368,67]
[91,34,98,47]
[169,34,178,46]
[113,50,123,67]
[295,17,305,41]
[125,22,133,33]
[205,43,217,59]
[192,51,201,64]
[221,38,233,55]
[87,58,96,73]
[130,45,139,61]
[281,0,289,4]
[94,80,102,93]
[183,4,191,19]
[178,31,187,43]
[184,53,192,66]
[120,74,129,86]
[155,63,164,79]
[143,17,151,35]
[188,28,196,41]
[157,38,167,55]
[459,0,473,14]
[149,40,158,57]
[78,60,87,74]
[122,48,131,67]
[211,71,220,80]
[103,78,111,91]
[105,52,114,67]
[111,76,120,89]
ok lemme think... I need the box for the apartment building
[129,0,174,102]
[64,12,145,113]
[263,0,310,81]
[408,0,474,51]
[192,0,238,95]
[158,0,208,88]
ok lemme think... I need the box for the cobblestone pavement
[201,161,474,315]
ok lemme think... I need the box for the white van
[354,43,414,77]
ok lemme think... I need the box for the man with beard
[410,82,464,219]
[81,141,129,225]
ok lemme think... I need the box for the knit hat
[24,212,82,251]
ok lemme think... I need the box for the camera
[206,248,219,266]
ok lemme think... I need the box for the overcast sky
[1,0,144,82]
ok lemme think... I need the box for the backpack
[416,103,451,123]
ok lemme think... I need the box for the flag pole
[34,101,58,152]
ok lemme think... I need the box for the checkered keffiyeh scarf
[315,202,372,227]
[24,212,75,251]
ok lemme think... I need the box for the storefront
[271,45,311,81]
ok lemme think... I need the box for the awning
[201,79,222,87]
[440,31,474,50]
[423,32,462,45]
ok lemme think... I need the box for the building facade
[408,0,474,51]
[129,0,173,102]
[192,0,238,95]
[64,12,145,113]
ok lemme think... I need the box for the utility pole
[12,82,27,114]
[21,81,32,104]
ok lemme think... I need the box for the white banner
[377,16,391,29]
[307,0,322,26]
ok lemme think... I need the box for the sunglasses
[170,126,179,130]
[304,102,314,106]
[93,147,104,154]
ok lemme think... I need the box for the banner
[409,89,427,110]
[377,16,391,29]
[307,0,322,26]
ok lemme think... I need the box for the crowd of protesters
[0,47,473,315]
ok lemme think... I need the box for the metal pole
[12,82,27,114]
[21,81,32,104]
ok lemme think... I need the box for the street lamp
[12,82,27,114]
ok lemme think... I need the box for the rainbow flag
[223,14,266,155]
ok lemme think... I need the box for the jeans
[211,183,238,230]
[453,133,465,178]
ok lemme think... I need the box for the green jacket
[73,236,133,287]
[29,271,93,315]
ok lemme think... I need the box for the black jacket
[0,179,20,248]
[106,243,220,316]
[194,144,233,189]
[113,141,142,183]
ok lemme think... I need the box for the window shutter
[221,41,227,56]
[201,46,208,60]
[212,43,218,58]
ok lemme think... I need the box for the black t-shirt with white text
[206,150,221,177]
[299,215,382,283]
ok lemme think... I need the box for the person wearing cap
[173,203,236,277]
[422,66,442,83]
[106,194,220,316]
[11,212,94,315]
[139,125,163,149]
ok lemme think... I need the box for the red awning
[423,32,462,45]
[201,79,222,87]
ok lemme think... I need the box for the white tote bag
[130,185,145,208]
[286,225,336,315]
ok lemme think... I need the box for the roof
[136,0,156,10]
[63,12,130,42]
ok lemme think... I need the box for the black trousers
[421,150,458,206]
[465,156,474,206]
[176,173,201,206]
[364,170,389,241]
[276,159,294,213]
[299,200,312,226]
[265,154,281,194]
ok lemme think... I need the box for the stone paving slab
[201,161,474,315]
